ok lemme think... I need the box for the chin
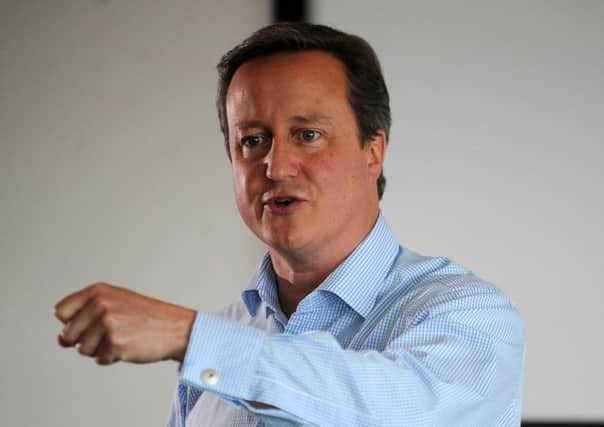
[262,226,309,253]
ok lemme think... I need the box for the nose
[264,136,298,181]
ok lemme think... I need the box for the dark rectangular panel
[272,0,308,22]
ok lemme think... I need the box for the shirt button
[201,368,219,386]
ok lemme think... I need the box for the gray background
[1,1,602,425]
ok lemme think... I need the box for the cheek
[232,166,247,199]
[232,162,265,209]
[319,150,364,188]
[231,165,249,219]
[313,154,351,202]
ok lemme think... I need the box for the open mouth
[273,197,295,206]
[263,196,301,213]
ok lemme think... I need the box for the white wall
[0,2,269,426]
[314,0,604,421]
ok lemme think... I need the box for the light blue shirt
[168,213,525,426]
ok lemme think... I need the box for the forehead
[225,51,350,122]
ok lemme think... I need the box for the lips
[270,197,296,206]
[262,193,305,214]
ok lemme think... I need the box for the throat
[268,241,356,317]
[275,272,329,318]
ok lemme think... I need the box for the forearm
[179,307,525,426]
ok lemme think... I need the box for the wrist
[169,307,196,362]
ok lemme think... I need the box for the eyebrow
[233,115,334,131]
[288,114,334,126]
[233,120,270,131]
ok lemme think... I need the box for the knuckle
[87,282,100,292]
[93,282,108,292]
[89,282,112,295]
[92,295,110,313]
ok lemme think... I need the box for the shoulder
[382,248,524,343]
[389,248,512,305]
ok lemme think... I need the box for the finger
[54,284,101,323]
[61,297,106,346]
[95,337,117,366]
[57,332,71,347]
[76,322,106,357]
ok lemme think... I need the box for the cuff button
[201,368,219,386]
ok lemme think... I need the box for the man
[55,23,525,426]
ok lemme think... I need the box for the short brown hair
[216,22,391,199]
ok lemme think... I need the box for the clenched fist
[54,282,196,365]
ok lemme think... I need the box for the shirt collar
[241,211,400,319]
[241,254,280,318]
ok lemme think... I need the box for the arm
[55,282,525,426]
[180,287,525,426]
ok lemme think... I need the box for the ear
[364,130,386,181]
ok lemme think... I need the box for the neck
[270,210,379,317]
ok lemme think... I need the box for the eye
[298,129,321,143]
[241,134,265,148]
[238,133,271,160]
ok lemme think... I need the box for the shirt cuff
[179,310,266,402]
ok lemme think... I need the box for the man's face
[225,50,384,258]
